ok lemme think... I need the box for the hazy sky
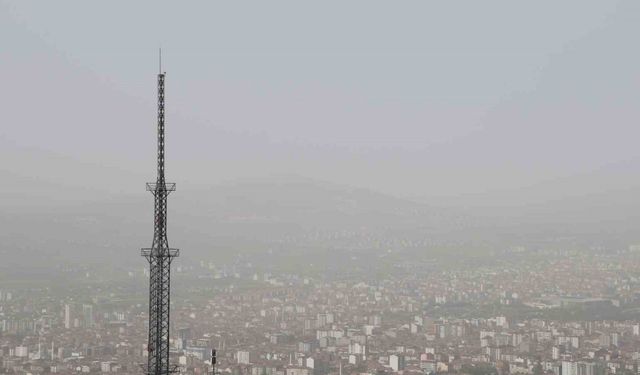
[1,1,639,208]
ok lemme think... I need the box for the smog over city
[2,2,640,375]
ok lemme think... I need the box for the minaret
[141,50,180,375]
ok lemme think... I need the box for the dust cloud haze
[2,1,639,267]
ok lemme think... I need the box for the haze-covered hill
[1,174,640,269]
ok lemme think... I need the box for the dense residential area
[3,247,640,375]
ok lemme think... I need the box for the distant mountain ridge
[1,174,639,268]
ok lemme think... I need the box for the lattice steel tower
[141,56,179,375]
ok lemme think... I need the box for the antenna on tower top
[159,48,162,74]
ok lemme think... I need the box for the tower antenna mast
[141,52,179,375]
